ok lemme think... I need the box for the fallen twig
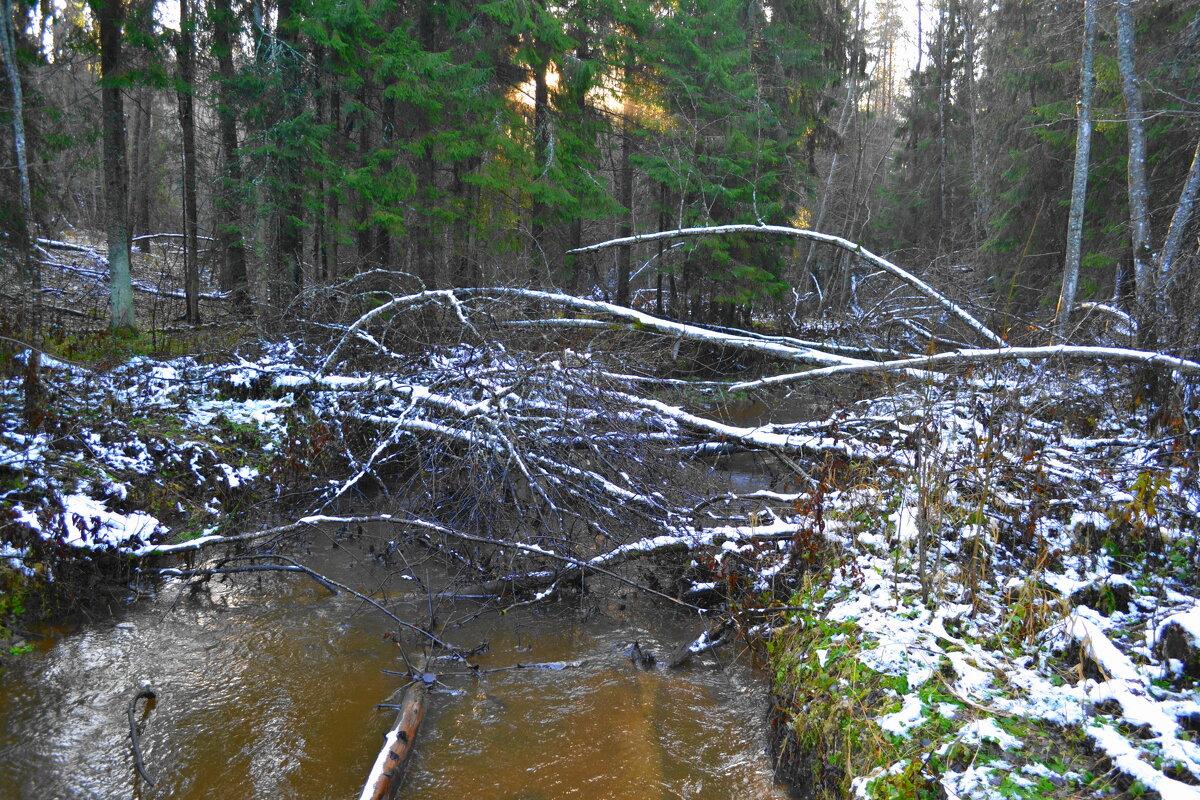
[127,686,157,786]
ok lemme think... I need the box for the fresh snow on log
[567,225,1006,347]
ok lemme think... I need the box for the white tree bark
[1115,0,1155,339]
[1056,0,1097,342]
[569,226,1006,347]
[1156,138,1200,335]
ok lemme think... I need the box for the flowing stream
[0,527,788,800]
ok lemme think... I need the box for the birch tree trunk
[2,0,43,425]
[1115,0,1154,344]
[1155,138,1200,339]
[1055,0,1097,342]
[91,0,136,332]
[1,0,31,250]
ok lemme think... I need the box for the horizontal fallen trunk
[567,225,1005,347]
[727,344,1200,393]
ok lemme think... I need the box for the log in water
[0,534,786,800]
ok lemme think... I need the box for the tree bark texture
[212,0,248,303]
[615,97,634,307]
[1156,138,1200,337]
[530,57,551,286]
[176,0,200,323]
[1115,0,1154,338]
[358,675,427,800]
[91,0,136,332]
[1055,0,1097,342]
[2,0,32,252]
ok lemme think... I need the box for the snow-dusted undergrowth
[2,285,1198,799]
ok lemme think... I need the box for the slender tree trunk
[175,0,199,323]
[964,0,984,239]
[1,0,31,254]
[311,45,327,284]
[915,0,923,75]
[564,30,591,294]
[530,59,551,286]
[615,87,635,308]
[2,0,43,426]
[355,83,374,270]
[413,5,437,288]
[935,4,948,248]
[327,83,341,280]
[212,0,248,306]
[1115,0,1154,341]
[272,0,304,303]
[91,0,136,332]
[128,89,152,248]
[1055,0,1097,342]
[1155,138,1200,338]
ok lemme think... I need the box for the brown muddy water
[0,531,788,800]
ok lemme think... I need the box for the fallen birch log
[566,225,1006,347]
[359,673,428,800]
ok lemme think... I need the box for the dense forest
[3,0,1200,798]
[0,0,1193,336]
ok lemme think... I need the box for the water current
[0,528,788,800]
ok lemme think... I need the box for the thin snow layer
[877,694,925,737]
[1157,604,1200,644]
[958,718,1022,751]
[795,379,1200,799]
[59,493,165,548]
[2,349,299,555]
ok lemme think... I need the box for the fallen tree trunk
[727,344,1200,392]
[668,619,733,669]
[359,671,428,800]
[566,225,1006,347]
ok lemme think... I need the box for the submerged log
[667,619,733,669]
[127,685,157,786]
[359,676,428,800]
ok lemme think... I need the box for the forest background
[0,0,1195,348]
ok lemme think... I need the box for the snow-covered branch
[728,344,1200,392]
[567,225,1006,347]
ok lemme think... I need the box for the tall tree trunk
[327,83,341,280]
[212,0,248,306]
[2,0,42,425]
[175,0,199,323]
[1155,138,1200,339]
[1,0,31,255]
[1116,0,1154,341]
[1055,0,1097,342]
[615,90,634,308]
[311,45,328,284]
[91,0,136,332]
[935,3,948,249]
[272,0,304,303]
[530,59,551,286]
[355,82,374,270]
[128,89,152,248]
[413,5,437,288]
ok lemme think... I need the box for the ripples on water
[0,550,787,800]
